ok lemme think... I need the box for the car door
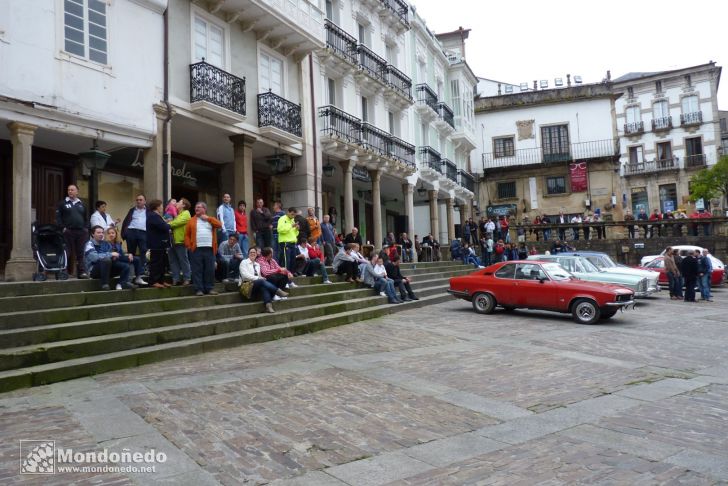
[492,263,518,305]
[514,263,557,309]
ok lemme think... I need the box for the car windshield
[591,255,616,268]
[579,257,601,273]
[543,262,573,281]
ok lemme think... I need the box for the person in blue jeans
[697,249,713,302]
[461,243,483,268]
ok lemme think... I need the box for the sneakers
[273,295,285,301]
[323,280,333,284]
[78,273,90,279]
[276,289,289,298]
[120,282,138,290]
[195,290,204,296]
[115,283,122,290]
[101,284,110,291]
[182,280,192,286]
[379,292,387,297]
[207,290,219,296]
[223,278,233,283]
[288,282,299,288]
[134,277,147,286]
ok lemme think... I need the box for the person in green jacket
[277,207,299,271]
[168,198,192,285]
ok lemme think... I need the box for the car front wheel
[472,292,496,314]
[572,299,601,324]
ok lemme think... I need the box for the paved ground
[2,289,728,485]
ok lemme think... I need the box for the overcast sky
[410,0,727,107]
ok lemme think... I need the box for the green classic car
[527,255,650,297]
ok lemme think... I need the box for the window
[194,14,225,67]
[420,122,428,145]
[546,176,566,195]
[515,263,547,281]
[385,43,395,64]
[685,137,703,156]
[325,0,333,20]
[361,96,369,123]
[493,137,514,158]
[494,264,515,279]
[656,141,672,162]
[681,95,698,114]
[63,0,108,64]
[388,111,399,136]
[631,187,648,214]
[720,117,727,133]
[450,80,461,117]
[626,106,641,124]
[541,125,570,161]
[653,100,668,118]
[497,181,516,199]
[655,80,663,93]
[259,50,283,95]
[658,184,677,213]
[327,78,336,105]
[628,145,644,164]
[357,23,369,46]
[627,86,634,98]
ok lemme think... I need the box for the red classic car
[636,256,725,287]
[447,260,635,325]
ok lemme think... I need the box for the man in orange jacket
[185,202,222,296]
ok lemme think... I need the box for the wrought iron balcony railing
[458,169,475,192]
[189,60,246,115]
[483,139,619,171]
[442,159,458,182]
[624,121,644,135]
[357,44,387,85]
[624,156,678,176]
[681,111,703,126]
[380,0,409,27]
[319,105,361,143]
[361,122,390,156]
[419,146,442,172]
[416,84,438,112]
[388,136,415,167]
[652,116,672,131]
[685,153,706,168]
[437,102,455,129]
[324,20,358,65]
[386,65,412,100]
[257,91,302,137]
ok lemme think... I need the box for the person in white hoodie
[239,247,288,313]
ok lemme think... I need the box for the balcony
[483,139,619,172]
[257,91,302,144]
[357,44,387,85]
[385,65,412,101]
[441,158,458,183]
[324,20,358,65]
[458,169,475,193]
[624,121,644,135]
[379,0,409,29]
[681,111,703,126]
[434,102,455,134]
[451,115,477,151]
[652,116,673,131]
[685,153,707,169]
[415,83,438,121]
[624,156,678,176]
[189,60,246,124]
[361,122,389,156]
[388,136,415,168]
[319,105,361,144]
[419,146,442,173]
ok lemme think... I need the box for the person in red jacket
[235,200,249,255]
[648,208,662,237]
[295,236,332,283]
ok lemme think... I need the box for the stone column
[144,104,173,201]
[446,197,455,242]
[229,134,257,211]
[428,190,439,242]
[459,203,468,223]
[5,122,37,281]
[370,169,382,250]
[340,160,355,233]
[402,182,417,262]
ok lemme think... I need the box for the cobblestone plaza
[2,291,728,485]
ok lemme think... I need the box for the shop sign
[352,166,371,182]
[131,157,198,186]
[486,203,517,218]
[569,161,588,192]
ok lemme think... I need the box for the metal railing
[380,0,409,26]
[624,156,678,175]
[324,20,357,65]
[458,169,475,192]
[416,84,438,112]
[361,122,390,156]
[681,111,703,126]
[419,146,442,172]
[319,105,361,143]
[388,136,415,167]
[685,153,707,168]
[652,116,672,131]
[437,102,455,129]
[257,91,302,137]
[189,60,246,115]
[483,138,618,171]
[386,65,412,100]
[442,159,458,182]
[624,121,644,135]
[357,44,387,84]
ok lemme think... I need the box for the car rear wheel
[600,309,618,320]
[472,292,496,314]
[572,299,600,324]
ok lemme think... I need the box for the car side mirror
[538,277,548,283]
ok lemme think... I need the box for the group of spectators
[662,246,714,303]
[624,208,714,238]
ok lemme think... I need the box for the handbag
[240,280,254,299]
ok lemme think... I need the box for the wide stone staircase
[0,260,471,392]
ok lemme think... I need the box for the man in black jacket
[344,227,363,246]
[56,184,89,278]
[680,251,699,302]
[385,255,418,301]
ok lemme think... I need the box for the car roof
[560,251,607,257]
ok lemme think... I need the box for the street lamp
[79,140,110,208]
[323,161,335,177]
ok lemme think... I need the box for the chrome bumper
[447,289,470,298]
[605,300,635,308]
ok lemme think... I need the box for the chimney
[497,83,501,95]
[606,70,611,81]
[566,74,571,86]
[533,80,537,90]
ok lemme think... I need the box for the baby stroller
[31,222,69,281]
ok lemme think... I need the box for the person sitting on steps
[257,246,298,292]
[84,225,137,291]
[385,254,419,301]
[239,247,288,313]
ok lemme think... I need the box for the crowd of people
[55,185,419,311]
[662,246,714,303]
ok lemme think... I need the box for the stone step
[0,287,453,393]
[0,273,468,350]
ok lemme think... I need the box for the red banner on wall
[569,161,588,193]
